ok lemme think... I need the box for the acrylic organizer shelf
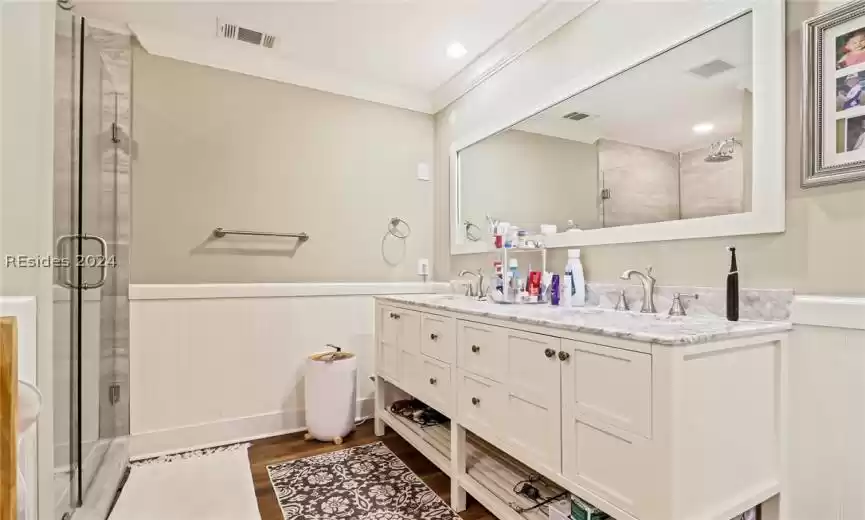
[488,244,548,304]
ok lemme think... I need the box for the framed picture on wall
[804,0,865,187]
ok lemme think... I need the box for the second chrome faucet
[620,266,656,313]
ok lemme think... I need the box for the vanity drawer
[457,320,506,382]
[563,339,652,438]
[457,370,505,438]
[417,355,452,414]
[421,313,456,364]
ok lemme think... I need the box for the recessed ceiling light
[446,42,467,59]
[692,122,714,134]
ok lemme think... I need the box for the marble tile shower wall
[597,138,680,227]
[93,26,131,438]
[679,144,745,219]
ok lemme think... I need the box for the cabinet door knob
[429,377,437,385]
[471,397,480,406]
[544,348,556,358]
[558,350,570,361]
[471,345,480,353]
[430,333,438,341]
[389,312,401,320]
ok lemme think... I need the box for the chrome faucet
[458,269,486,299]
[620,266,657,313]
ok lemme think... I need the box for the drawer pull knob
[430,333,438,341]
[558,351,571,361]
[429,377,437,385]
[544,348,556,358]
[389,312,401,320]
[471,397,480,406]
[471,345,480,353]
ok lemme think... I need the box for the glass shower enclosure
[53,8,131,518]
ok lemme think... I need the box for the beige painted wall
[440,1,865,297]
[0,3,57,520]
[131,46,434,284]
[459,129,598,238]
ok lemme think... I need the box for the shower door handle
[55,234,76,289]
[82,234,109,290]
[55,234,109,290]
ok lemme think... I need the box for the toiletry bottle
[493,261,504,294]
[562,274,572,307]
[501,222,512,248]
[565,249,586,307]
[550,274,560,306]
[726,246,739,321]
[508,258,519,299]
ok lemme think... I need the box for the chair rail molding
[791,295,865,330]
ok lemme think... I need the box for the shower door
[54,10,130,518]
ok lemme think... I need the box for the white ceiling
[513,12,753,153]
[75,0,548,93]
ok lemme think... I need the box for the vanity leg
[374,375,386,437]
[450,423,467,512]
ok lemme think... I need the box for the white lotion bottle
[565,249,586,307]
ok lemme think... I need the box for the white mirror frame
[450,2,785,255]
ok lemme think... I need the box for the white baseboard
[130,398,375,459]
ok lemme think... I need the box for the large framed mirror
[450,4,785,254]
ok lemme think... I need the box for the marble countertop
[377,294,791,346]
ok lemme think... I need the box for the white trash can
[304,345,357,445]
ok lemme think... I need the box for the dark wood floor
[248,422,495,520]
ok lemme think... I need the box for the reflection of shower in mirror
[704,137,742,163]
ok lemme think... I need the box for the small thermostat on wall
[416,162,430,181]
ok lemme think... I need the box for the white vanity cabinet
[374,298,789,520]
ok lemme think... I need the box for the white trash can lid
[308,344,354,362]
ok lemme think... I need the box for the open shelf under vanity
[378,385,564,520]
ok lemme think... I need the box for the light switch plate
[416,162,430,181]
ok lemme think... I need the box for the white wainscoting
[128,282,447,458]
[785,295,865,520]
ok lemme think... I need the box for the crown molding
[124,2,595,116]
[430,0,598,113]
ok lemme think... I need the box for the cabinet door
[560,339,652,517]
[377,305,399,382]
[378,341,400,383]
[390,307,421,354]
[501,329,561,474]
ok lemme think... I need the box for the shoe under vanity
[373,294,790,520]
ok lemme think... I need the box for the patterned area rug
[267,442,460,520]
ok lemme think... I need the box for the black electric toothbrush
[726,246,739,322]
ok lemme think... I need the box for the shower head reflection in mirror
[705,137,742,163]
[450,3,785,254]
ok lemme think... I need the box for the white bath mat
[109,443,260,520]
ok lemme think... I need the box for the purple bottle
[550,274,560,306]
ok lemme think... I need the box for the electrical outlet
[416,162,430,181]
[417,258,430,277]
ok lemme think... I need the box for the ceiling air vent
[562,112,591,122]
[688,59,734,79]
[217,19,277,49]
